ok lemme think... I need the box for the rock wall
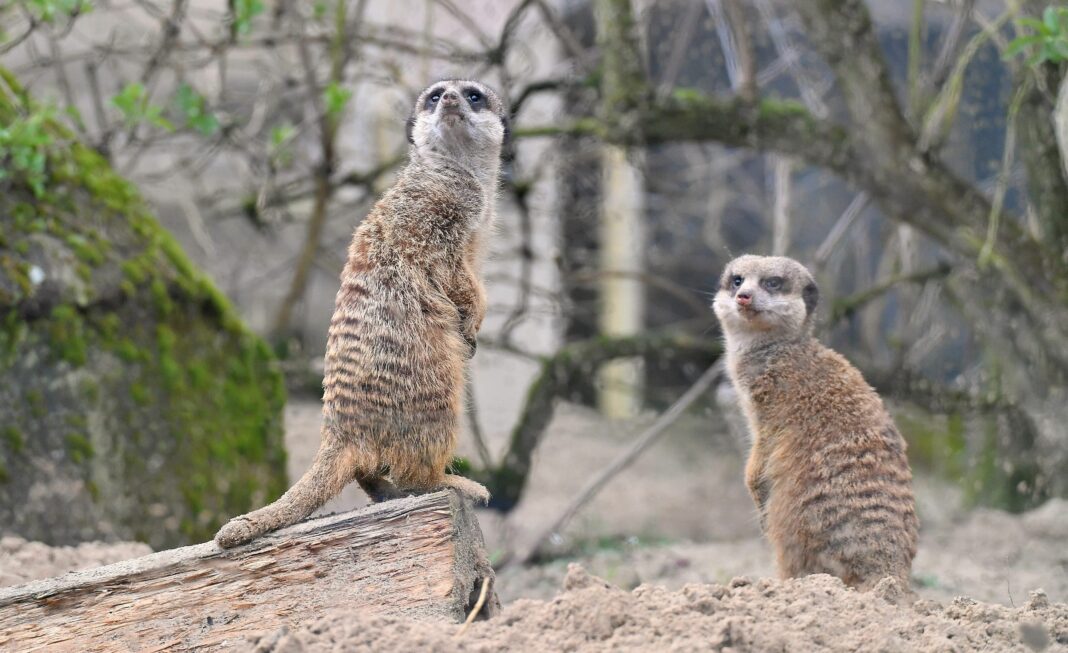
[0,71,287,549]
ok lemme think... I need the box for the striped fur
[713,255,918,590]
[215,80,505,548]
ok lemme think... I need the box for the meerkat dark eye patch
[464,88,484,109]
[424,88,445,111]
[762,276,784,292]
[732,275,744,288]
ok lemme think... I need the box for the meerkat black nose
[441,90,460,107]
[736,292,752,306]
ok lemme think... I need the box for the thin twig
[455,576,491,637]
[723,0,756,101]
[814,192,871,266]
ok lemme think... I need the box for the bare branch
[513,360,723,566]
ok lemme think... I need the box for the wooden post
[0,491,497,652]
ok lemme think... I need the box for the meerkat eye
[424,88,444,110]
[732,275,743,288]
[467,91,482,102]
[763,276,783,291]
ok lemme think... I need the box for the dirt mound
[0,535,151,588]
[250,565,1066,652]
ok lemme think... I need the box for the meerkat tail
[214,439,358,548]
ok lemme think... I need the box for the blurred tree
[558,0,1068,507]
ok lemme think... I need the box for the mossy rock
[0,71,287,549]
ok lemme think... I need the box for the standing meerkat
[215,79,507,548]
[712,255,918,590]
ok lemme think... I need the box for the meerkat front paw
[214,516,259,549]
[441,474,490,506]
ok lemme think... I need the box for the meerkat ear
[500,114,511,146]
[802,282,819,315]
[406,114,416,145]
[499,114,515,162]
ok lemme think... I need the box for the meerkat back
[713,255,918,591]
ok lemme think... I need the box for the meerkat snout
[712,255,819,342]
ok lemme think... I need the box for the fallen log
[0,490,498,652]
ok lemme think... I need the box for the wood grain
[0,491,497,652]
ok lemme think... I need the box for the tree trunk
[0,491,498,652]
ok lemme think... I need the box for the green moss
[86,480,100,502]
[129,382,150,405]
[898,405,1043,512]
[95,312,120,342]
[121,258,150,285]
[65,432,94,463]
[47,304,88,366]
[81,377,100,403]
[65,233,106,266]
[115,338,146,363]
[899,410,967,482]
[151,278,173,316]
[1,426,24,453]
[0,310,26,367]
[26,389,44,418]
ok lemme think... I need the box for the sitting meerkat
[712,255,918,590]
[215,79,507,548]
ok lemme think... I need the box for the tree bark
[0,491,498,652]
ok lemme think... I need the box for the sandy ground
[0,536,151,588]
[284,397,1068,607]
[3,397,1067,652]
[249,565,1068,652]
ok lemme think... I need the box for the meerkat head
[712,255,819,347]
[406,79,508,167]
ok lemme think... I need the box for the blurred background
[1,0,1067,602]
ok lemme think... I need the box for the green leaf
[0,104,58,198]
[1044,6,1060,33]
[232,0,265,35]
[270,123,295,148]
[322,82,352,119]
[26,0,88,23]
[268,122,296,167]
[1002,35,1044,59]
[174,84,219,136]
[1017,17,1050,35]
[111,82,174,131]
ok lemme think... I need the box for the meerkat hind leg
[356,475,406,503]
[215,440,358,548]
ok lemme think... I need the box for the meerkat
[215,79,508,548]
[712,255,918,591]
